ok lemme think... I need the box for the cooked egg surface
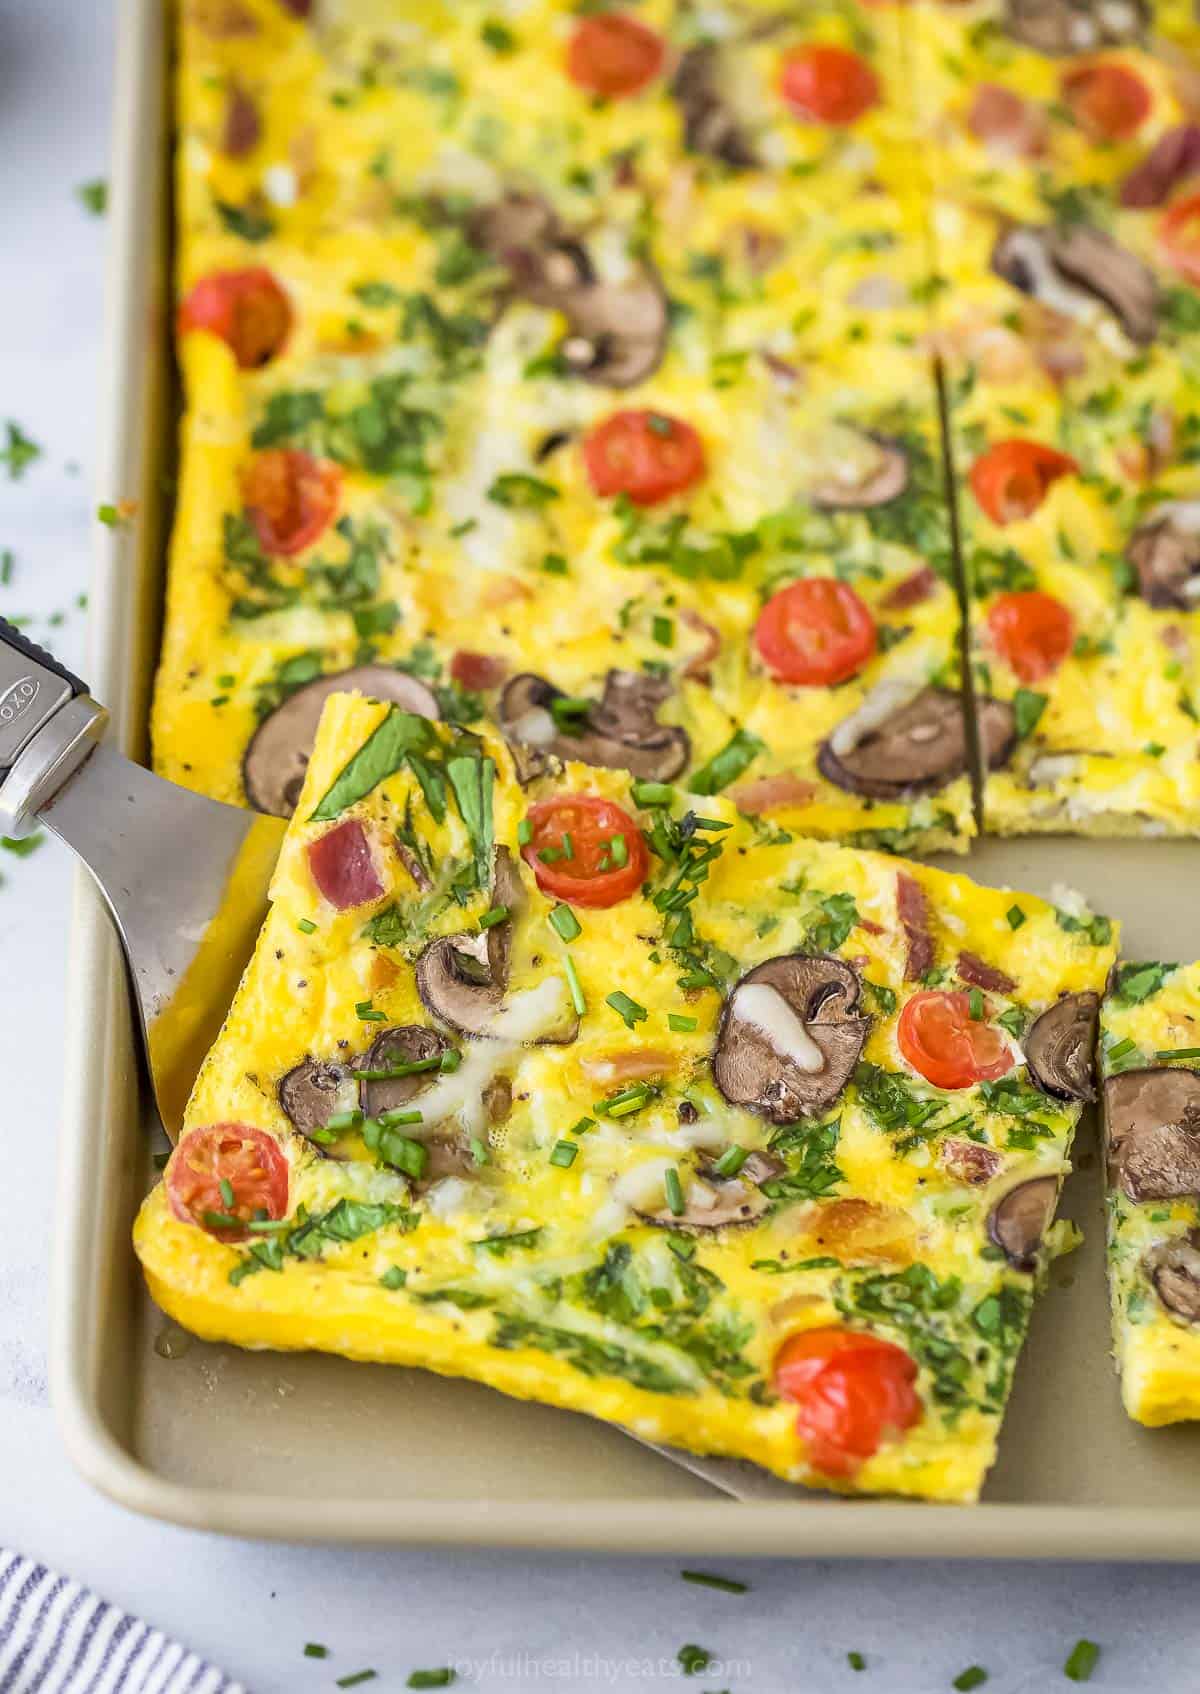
[134,692,1117,1500]
[1101,959,1200,1425]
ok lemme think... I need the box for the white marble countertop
[1,3,1197,1690]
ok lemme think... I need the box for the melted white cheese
[828,675,926,758]
[730,983,824,1073]
[409,977,568,1138]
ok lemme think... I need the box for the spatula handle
[0,616,107,836]
[0,614,90,777]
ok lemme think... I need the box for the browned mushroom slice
[671,44,760,169]
[818,687,1015,800]
[1025,993,1099,1102]
[467,192,561,267]
[992,222,1158,347]
[559,275,670,389]
[498,669,690,785]
[1105,1067,1200,1201]
[243,665,440,817]
[636,1172,771,1232]
[358,1025,449,1119]
[713,955,870,1125]
[1127,504,1200,610]
[810,437,909,511]
[1004,0,1147,54]
[986,1175,1059,1270]
[1144,1233,1200,1324]
[278,1057,356,1151]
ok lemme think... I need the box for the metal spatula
[0,616,798,1502]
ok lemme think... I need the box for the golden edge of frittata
[1101,960,1200,1425]
[136,691,1117,1502]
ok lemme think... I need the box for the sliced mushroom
[1004,0,1147,54]
[1127,503,1200,610]
[992,222,1158,348]
[278,1057,356,1151]
[818,687,1015,800]
[671,44,759,169]
[987,1175,1059,1271]
[358,1025,449,1119]
[1026,993,1099,1102]
[637,1176,771,1232]
[1144,1233,1200,1324]
[713,955,870,1125]
[1105,1068,1200,1201]
[498,669,690,784]
[243,664,440,817]
[810,436,910,511]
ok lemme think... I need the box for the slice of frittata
[1101,959,1200,1424]
[135,692,1118,1501]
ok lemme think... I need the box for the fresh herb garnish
[677,1645,712,1676]
[1063,1640,1100,1683]
[690,728,765,795]
[680,1570,747,1594]
[77,178,107,215]
[1,421,40,481]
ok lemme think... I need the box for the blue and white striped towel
[0,1552,245,1694]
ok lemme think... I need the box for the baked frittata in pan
[135,693,1117,1500]
[1101,958,1200,1425]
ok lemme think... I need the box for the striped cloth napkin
[0,1551,245,1694]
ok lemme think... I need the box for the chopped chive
[690,816,730,832]
[608,833,629,868]
[711,1145,747,1179]
[326,1109,364,1131]
[550,904,581,942]
[355,1000,386,1021]
[0,833,44,858]
[848,1651,866,1672]
[1063,1640,1099,1683]
[218,1177,235,1209]
[664,1166,685,1216]
[202,1210,242,1229]
[353,1057,441,1082]
[968,988,984,1021]
[1106,1037,1137,1061]
[1158,1047,1200,1059]
[297,918,317,934]
[0,549,13,585]
[596,1084,653,1118]
[667,1235,695,1261]
[550,1139,579,1168]
[570,1116,595,1136]
[541,551,568,575]
[632,780,674,807]
[560,830,575,860]
[562,954,587,1016]
[379,1266,407,1290]
[303,1642,329,1659]
[953,1669,987,1692]
[550,696,590,729]
[478,904,509,929]
[407,1672,455,1690]
[306,1127,337,1146]
[377,1108,424,1127]
[469,1136,489,1165]
[676,1645,711,1676]
[669,1013,698,1032]
[337,1674,378,1690]
[440,1048,462,1073]
[538,845,564,864]
[652,614,674,647]
[680,1569,748,1594]
[1006,905,1026,930]
[606,990,648,1029]
[517,818,532,847]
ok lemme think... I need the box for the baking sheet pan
[49,0,1200,1556]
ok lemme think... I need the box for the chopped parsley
[847,1649,866,1671]
[677,1645,712,1676]
[486,471,559,509]
[77,178,107,215]
[690,728,765,795]
[1012,688,1047,739]
[1110,961,1173,1005]
[1,421,40,480]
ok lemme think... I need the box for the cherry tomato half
[754,578,877,687]
[968,439,1078,525]
[987,589,1073,682]
[242,448,341,555]
[522,794,647,908]
[774,1327,922,1477]
[1160,191,1200,287]
[566,13,665,98]
[583,410,706,507]
[780,44,880,125]
[1061,62,1151,141]
[178,268,292,369]
[167,1123,289,1240]
[897,990,1014,1091]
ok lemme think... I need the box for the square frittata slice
[906,0,1200,835]
[155,0,976,854]
[135,692,1118,1501]
[1102,959,1200,1424]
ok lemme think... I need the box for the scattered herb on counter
[680,1570,747,1594]
[77,178,107,216]
[1063,1640,1100,1683]
[407,1671,456,1689]
[677,1644,713,1676]
[1,422,41,480]
[335,1672,377,1689]
[848,1650,866,1671]
[953,1668,988,1691]
[302,1643,328,1659]
[0,833,44,859]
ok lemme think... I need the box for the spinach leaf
[690,728,764,796]
[446,751,495,888]
[310,708,437,821]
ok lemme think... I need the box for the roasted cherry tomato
[178,268,292,369]
[167,1123,289,1240]
[1160,191,1200,287]
[583,410,706,507]
[774,1327,922,1477]
[242,448,340,555]
[566,12,665,97]
[968,439,1078,525]
[780,44,880,125]
[987,589,1073,682]
[754,578,877,687]
[897,990,1014,1091]
[1061,62,1151,141]
[308,818,385,911]
[522,794,647,908]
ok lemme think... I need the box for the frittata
[1101,958,1200,1424]
[135,691,1118,1500]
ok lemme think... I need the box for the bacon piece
[938,1137,1003,1187]
[957,951,1017,994]
[967,83,1047,159]
[896,872,934,981]
[222,85,261,157]
[308,820,384,911]
[450,650,508,691]
[729,772,819,814]
[188,0,257,36]
[762,351,803,386]
[881,565,936,611]
[582,1048,674,1084]
[680,608,721,682]
[1121,124,1200,208]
